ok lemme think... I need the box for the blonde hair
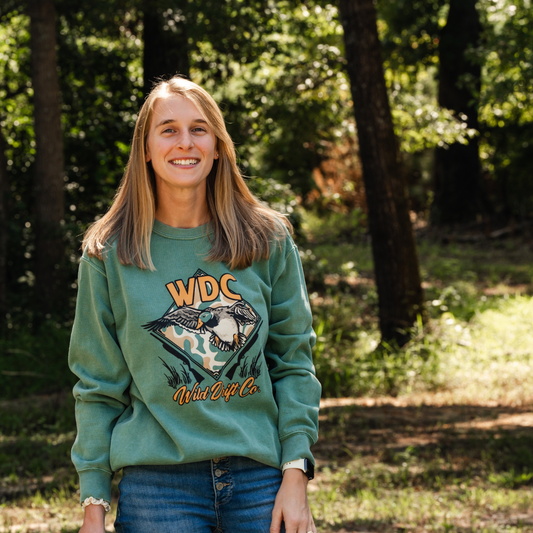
[83,77,291,270]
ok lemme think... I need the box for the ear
[145,146,151,163]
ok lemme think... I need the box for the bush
[0,322,74,400]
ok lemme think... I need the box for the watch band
[281,458,315,480]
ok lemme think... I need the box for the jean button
[216,482,224,491]
[215,469,222,477]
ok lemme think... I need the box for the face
[145,94,218,197]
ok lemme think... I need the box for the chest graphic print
[143,269,263,402]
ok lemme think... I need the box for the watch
[281,458,315,480]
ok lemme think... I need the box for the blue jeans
[114,456,285,533]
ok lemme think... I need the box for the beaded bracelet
[81,496,111,513]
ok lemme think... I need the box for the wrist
[282,467,309,484]
[83,503,106,523]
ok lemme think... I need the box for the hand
[79,504,106,533]
[270,468,317,533]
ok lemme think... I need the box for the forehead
[151,94,206,124]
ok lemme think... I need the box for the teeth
[170,159,199,166]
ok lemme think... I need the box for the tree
[338,0,425,344]
[0,128,7,327]
[432,0,484,225]
[28,0,65,317]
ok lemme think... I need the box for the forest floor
[1,388,533,532]
[2,215,533,532]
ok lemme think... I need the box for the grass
[2,208,533,531]
[310,398,533,532]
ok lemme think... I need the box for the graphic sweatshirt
[69,220,321,503]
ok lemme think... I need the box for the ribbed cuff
[78,469,113,503]
[280,432,315,466]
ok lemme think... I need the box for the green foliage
[194,1,351,194]
[390,75,478,153]
[247,176,298,215]
[0,323,75,400]
[476,0,533,216]
[312,297,440,398]
[297,208,533,400]
[378,0,446,70]
[478,0,533,127]
[0,11,37,319]
[377,0,479,153]
[300,208,367,244]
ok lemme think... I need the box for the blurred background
[1,0,533,531]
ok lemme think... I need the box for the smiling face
[145,94,218,201]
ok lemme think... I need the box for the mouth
[169,158,200,166]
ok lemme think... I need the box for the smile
[170,159,200,166]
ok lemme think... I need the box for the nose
[176,130,194,150]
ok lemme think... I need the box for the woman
[69,76,321,533]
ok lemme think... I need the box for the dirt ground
[2,392,533,532]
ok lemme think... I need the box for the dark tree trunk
[28,0,65,317]
[143,0,190,98]
[338,0,425,345]
[432,0,484,225]
[0,128,8,330]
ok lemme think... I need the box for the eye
[162,127,175,134]
[192,127,207,133]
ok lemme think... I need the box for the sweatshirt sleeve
[265,238,321,467]
[69,255,132,503]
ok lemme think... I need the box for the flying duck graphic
[143,301,257,352]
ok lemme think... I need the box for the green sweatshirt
[69,220,321,503]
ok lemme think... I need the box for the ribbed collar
[152,219,214,240]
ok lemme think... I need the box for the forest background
[1,0,533,531]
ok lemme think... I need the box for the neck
[155,187,211,229]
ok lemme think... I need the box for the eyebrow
[155,118,209,128]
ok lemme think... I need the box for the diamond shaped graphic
[143,270,262,380]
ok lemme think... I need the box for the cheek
[147,139,170,162]
[201,138,217,156]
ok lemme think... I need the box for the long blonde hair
[83,77,291,270]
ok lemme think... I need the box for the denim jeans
[114,456,285,533]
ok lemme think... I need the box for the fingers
[285,509,316,533]
[306,512,317,533]
[297,508,316,533]
[270,500,283,533]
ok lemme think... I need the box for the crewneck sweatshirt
[69,220,321,502]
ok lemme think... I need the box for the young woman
[69,76,321,533]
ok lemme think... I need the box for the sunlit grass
[436,296,533,405]
[309,481,533,532]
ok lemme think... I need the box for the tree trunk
[432,0,484,225]
[0,128,8,330]
[28,0,65,317]
[143,0,190,98]
[338,0,425,345]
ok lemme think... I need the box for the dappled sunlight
[438,296,533,406]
